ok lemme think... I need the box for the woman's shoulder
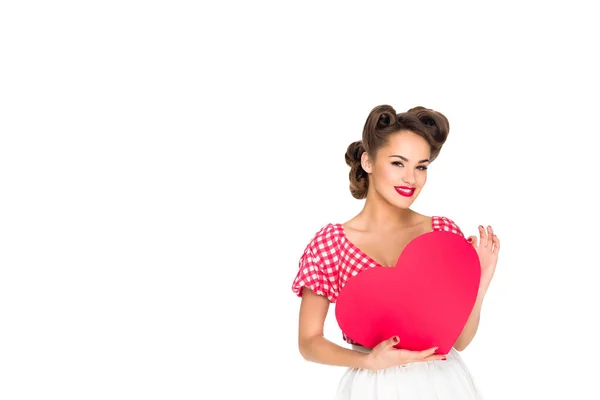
[304,222,344,250]
[431,215,464,237]
[293,223,344,302]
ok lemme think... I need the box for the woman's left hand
[467,225,500,294]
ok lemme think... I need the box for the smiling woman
[291,104,500,400]
[345,105,448,202]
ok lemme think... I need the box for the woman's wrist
[477,284,488,301]
[356,351,372,370]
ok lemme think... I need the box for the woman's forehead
[382,131,430,155]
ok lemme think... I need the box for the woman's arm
[298,288,446,369]
[454,225,499,351]
[453,287,486,351]
[298,287,370,368]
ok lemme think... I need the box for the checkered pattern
[291,216,464,345]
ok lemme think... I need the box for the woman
[291,104,500,399]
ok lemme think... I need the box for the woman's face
[361,130,431,209]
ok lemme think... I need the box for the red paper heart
[335,231,480,354]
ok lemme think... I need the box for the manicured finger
[424,354,447,361]
[479,225,487,247]
[492,234,500,252]
[486,226,494,248]
[467,235,477,246]
[419,346,439,359]
[386,335,400,349]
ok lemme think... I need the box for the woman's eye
[392,162,427,171]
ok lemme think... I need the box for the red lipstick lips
[394,186,415,197]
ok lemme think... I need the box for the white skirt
[336,345,484,400]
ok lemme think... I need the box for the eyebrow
[389,155,430,163]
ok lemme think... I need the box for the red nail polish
[442,356,447,360]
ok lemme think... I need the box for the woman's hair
[345,104,450,199]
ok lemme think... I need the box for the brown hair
[345,104,450,199]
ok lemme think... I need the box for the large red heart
[335,231,480,354]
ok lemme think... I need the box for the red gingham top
[291,215,465,345]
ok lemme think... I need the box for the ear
[361,152,372,174]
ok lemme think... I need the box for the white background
[1,1,599,399]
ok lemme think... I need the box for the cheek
[380,165,398,183]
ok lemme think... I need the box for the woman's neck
[353,195,420,231]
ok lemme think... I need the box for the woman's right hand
[364,336,446,370]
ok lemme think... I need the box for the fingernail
[442,356,447,360]
[393,336,399,343]
[467,238,473,243]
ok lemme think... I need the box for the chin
[399,202,415,209]
[390,199,415,209]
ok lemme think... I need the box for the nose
[402,170,416,186]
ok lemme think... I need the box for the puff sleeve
[291,224,340,303]
[434,216,465,237]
